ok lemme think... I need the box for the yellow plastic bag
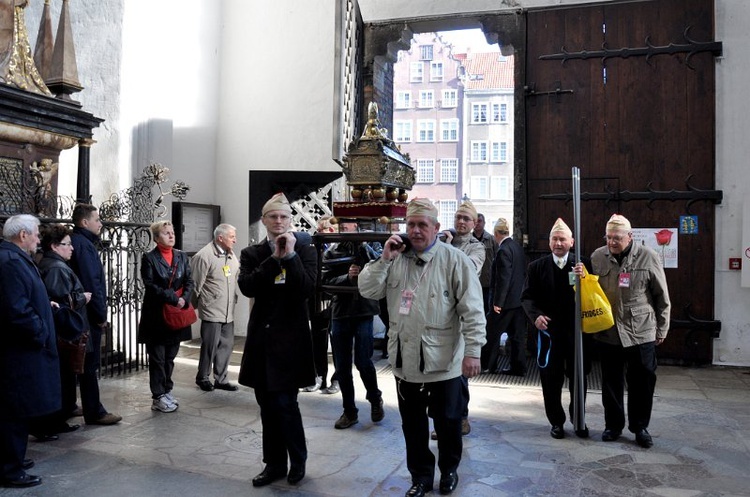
[578,266,614,333]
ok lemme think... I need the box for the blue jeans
[330,317,381,415]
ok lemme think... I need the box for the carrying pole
[572,166,586,434]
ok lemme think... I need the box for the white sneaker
[164,391,179,406]
[301,376,322,393]
[151,394,178,413]
[321,380,339,395]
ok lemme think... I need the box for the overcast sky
[438,28,499,53]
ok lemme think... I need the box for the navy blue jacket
[70,227,107,328]
[0,240,62,419]
[489,237,527,310]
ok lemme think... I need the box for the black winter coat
[322,242,380,320]
[38,252,91,345]
[138,247,194,345]
[0,241,61,419]
[237,237,317,391]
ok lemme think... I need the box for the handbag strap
[167,260,178,289]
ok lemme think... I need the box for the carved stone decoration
[33,0,53,81]
[46,0,83,102]
[0,0,53,96]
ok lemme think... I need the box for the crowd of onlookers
[1,195,670,497]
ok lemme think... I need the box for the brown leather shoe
[88,413,122,425]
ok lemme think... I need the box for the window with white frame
[393,120,412,142]
[415,159,435,183]
[470,141,488,162]
[419,90,434,108]
[440,159,458,183]
[410,62,423,82]
[471,103,488,123]
[440,119,459,141]
[395,91,411,109]
[430,61,444,81]
[417,120,435,142]
[420,45,433,61]
[442,89,458,108]
[470,176,489,199]
[438,200,458,227]
[490,141,508,162]
[491,175,511,200]
[492,103,508,123]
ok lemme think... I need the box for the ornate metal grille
[1,161,189,376]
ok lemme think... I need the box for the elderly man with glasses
[585,214,671,449]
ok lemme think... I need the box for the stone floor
[4,340,750,497]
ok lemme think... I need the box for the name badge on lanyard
[274,268,287,285]
[399,290,414,315]
[619,272,631,288]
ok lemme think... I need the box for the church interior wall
[17,0,750,362]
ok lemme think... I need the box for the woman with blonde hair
[138,220,194,412]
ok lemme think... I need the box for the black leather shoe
[53,422,80,434]
[287,466,305,485]
[499,367,525,377]
[214,381,239,391]
[1,474,42,488]
[550,425,565,439]
[635,428,653,448]
[439,472,459,494]
[251,467,287,487]
[405,482,433,497]
[31,433,59,442]
[22,459,34,470]
[196,380,214,392]
[601,429,622,442]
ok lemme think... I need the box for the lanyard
[404,257,433,294]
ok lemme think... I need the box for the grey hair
[2,214,40,240]
[213,223,236,240]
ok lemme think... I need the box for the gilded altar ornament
[339,102,415,202]
[0,0,53,95]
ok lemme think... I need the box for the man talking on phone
[358,198,486,497]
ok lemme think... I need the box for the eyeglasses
[58,242,73,246]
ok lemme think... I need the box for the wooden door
[524,0,721,364]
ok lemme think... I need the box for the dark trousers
[78,329,107,422]
[538,329,592,427]
[310,312,331,387]
[0,419,29,480]
[481,287,490,315]
[482,307,527,372]
[196,321,234,384]
[599,341,657,433]
[146,342,181,398]
[330,317,381,415]
[254,388,307,471]
[396,376,465,485]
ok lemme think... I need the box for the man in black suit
[237,193,317,487]
[521,218,593,439]
[482,218,527,375]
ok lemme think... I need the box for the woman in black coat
[31,224,91,440]
[138,221,194,413]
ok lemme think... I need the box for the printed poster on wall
[631,228,678,269]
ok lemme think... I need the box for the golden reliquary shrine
[335,102,414,221]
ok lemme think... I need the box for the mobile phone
[390,234,411,251]
[277,237,287,250]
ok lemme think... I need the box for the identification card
[568,271,576,286]
[399,290,414,315]
[274,268,286,285]
[222,265,232,277]
[619,272,631,288]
